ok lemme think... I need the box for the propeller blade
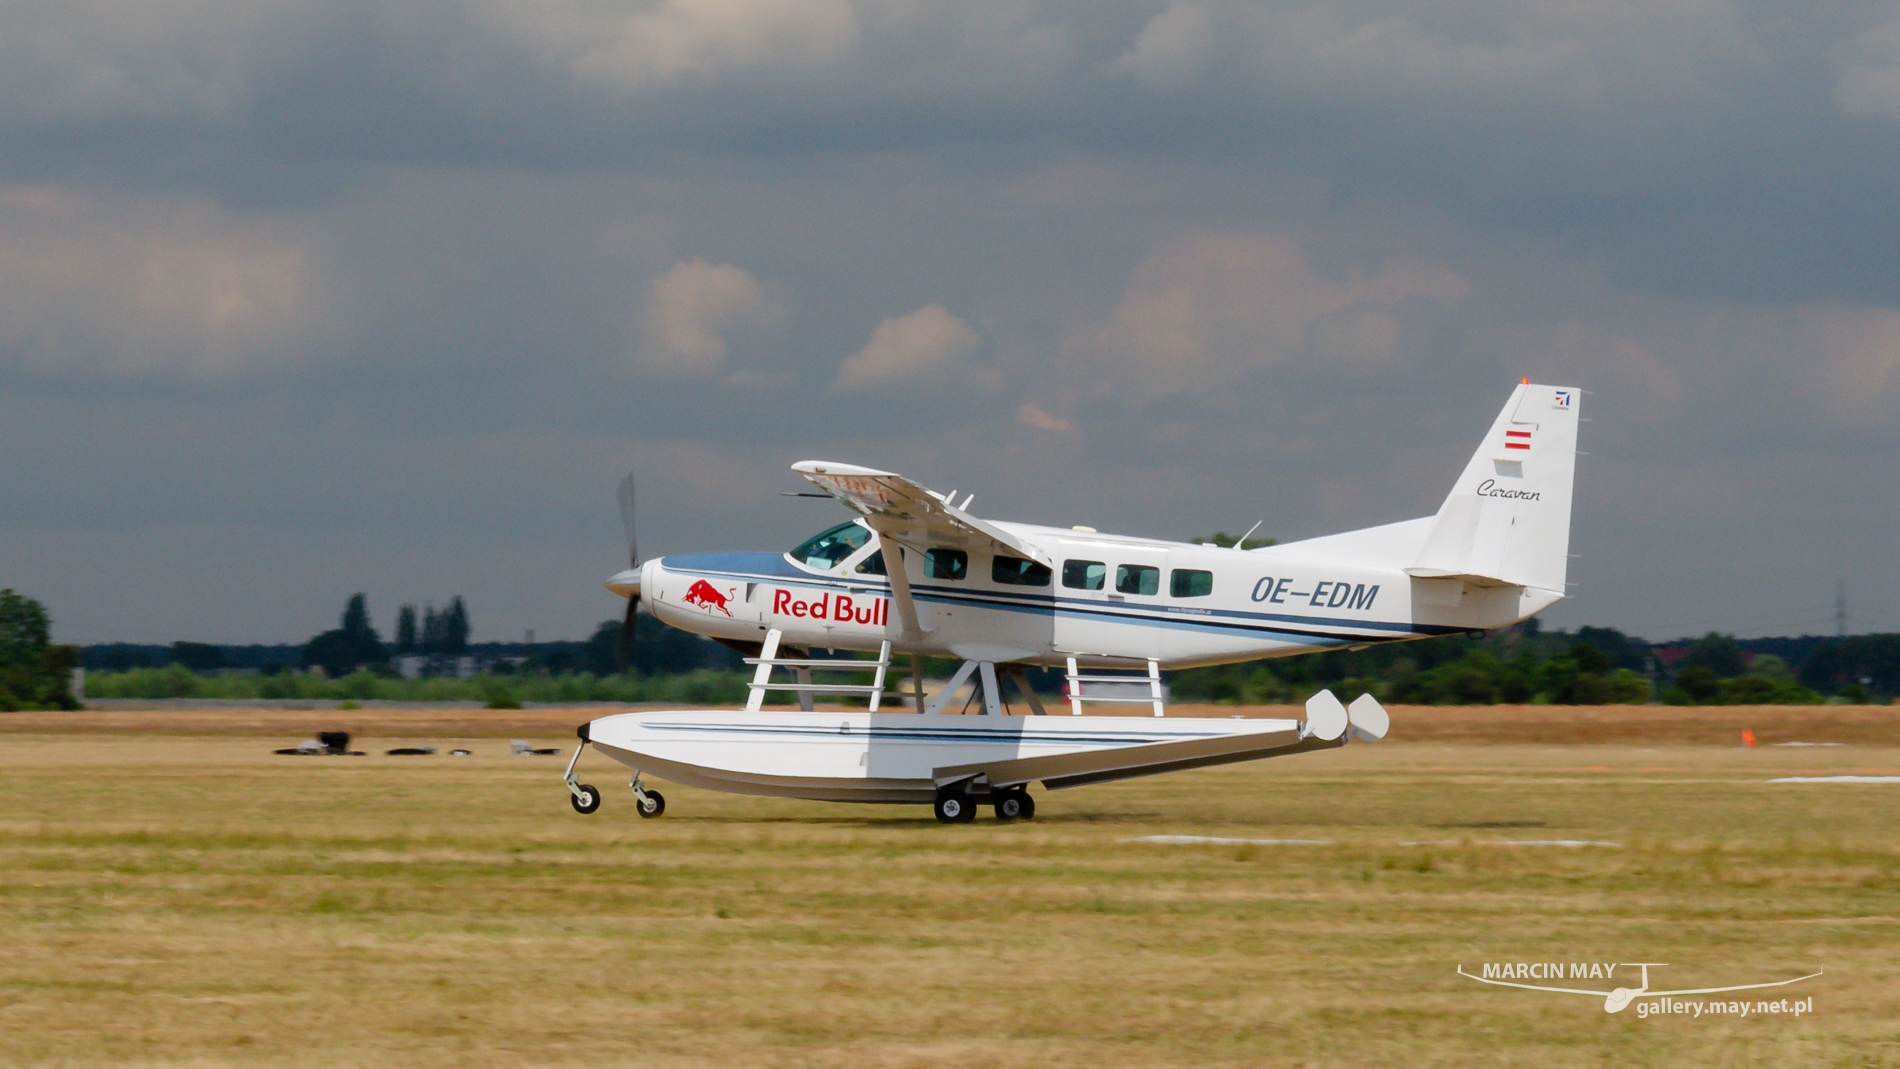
[616,597,637,673]
[616,472,639,567]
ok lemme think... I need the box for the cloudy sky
[9,0,1900,645]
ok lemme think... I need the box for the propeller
[615,472,640,673]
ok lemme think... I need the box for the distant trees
[0,589,80,710]
[303,593,387,677]
[535,619,744,677]
[395,605,418,654]
[169,641,227,673]
[396,597,469,657]
[1798,634,1900,699]
[1659,632,1818,705]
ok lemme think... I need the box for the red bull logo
[682,579,735,617]
[771,588,888,626]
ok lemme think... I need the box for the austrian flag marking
[1504,429,1532,450]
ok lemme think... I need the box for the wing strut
[869,524,927,645]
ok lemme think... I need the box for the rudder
[1407,383,1580,594]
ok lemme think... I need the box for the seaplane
[563,381,1582,823]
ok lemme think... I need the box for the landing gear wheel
[570,784,601,814]
[636,790,667,818]
[934,790,970,824]
[994,788,1034,822]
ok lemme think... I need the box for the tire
[994,792,1023,821]
[995,788,1036,822]
[570,784,601,814]
[934,791,966,824]
[636,789,666,818]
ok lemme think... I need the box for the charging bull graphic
[682,579,735,617]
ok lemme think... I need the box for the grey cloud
[3,2,1892,306]
[8,3,1900,645]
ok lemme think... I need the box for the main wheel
[636,790,667,818]
[994,788,1034,822]
[957,794,978,822]
[934,791,967,824]
[570,784,601,814]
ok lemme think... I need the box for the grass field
[2,707,1897,1067]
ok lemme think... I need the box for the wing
[790,461,1051,565]
[1645,971,1822,998]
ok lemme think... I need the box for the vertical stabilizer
[1407,383,1580,593]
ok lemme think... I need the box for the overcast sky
[8,0,1900,645]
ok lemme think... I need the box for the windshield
[789,521,871,569]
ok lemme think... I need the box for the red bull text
[770,588,888,627]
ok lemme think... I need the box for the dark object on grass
[511,739,560,756]
[386,746,436,756]
[273,731,365,756]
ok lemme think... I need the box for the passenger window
[993,556,1052,586]
[1115,564,1159,596]
[925,548,968,581]
[855,550,886,576]
[789,521,871,569]
[1062,560,1106,590]
[1170,569,1213,598]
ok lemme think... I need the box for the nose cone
[605,567,642,599]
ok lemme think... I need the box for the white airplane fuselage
[635,520,1562,670]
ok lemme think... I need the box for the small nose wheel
[635,789,666,818]
[993,787,1034,822]
[934,787,976,824]
[570,784,601,814]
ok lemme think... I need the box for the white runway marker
[1126,835,1334,846]
[1771,775,1900,783]
[1401,840,1621,848]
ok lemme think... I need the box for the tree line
[1167,622,1874,706]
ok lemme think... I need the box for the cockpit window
[855,550,887,576]
[789,521,871,569]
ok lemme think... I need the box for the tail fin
[1407,383,1579,593]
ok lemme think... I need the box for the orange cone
[1742,729,1756,749]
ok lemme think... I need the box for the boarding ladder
[743,628,891,713]
[1064,656,1166,717]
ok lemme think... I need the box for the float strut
[562,739,590,800]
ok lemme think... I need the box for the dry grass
[2,710,1898,1067]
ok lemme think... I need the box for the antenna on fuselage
[1237,519,1264,548]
